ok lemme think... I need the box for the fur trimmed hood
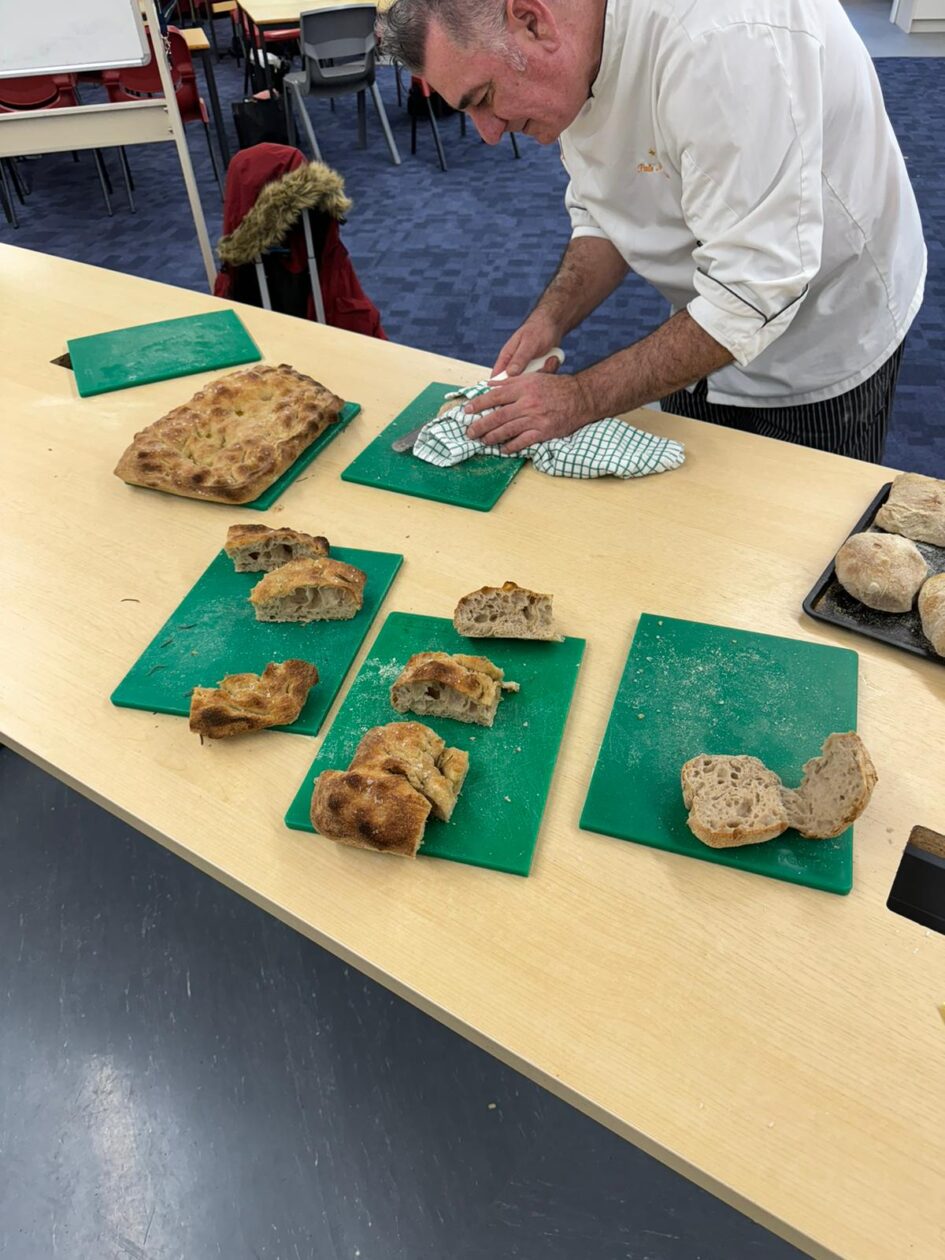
[218,161,352,266]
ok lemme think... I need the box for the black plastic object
[887,829,945,936]
[803,482,945,662]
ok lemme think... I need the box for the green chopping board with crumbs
[111,546,402,736]
[341,383,525,511]
[68,310,262,396]
[284,613,585,874]
[580,614,860,894]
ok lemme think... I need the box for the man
[377,0,926,461]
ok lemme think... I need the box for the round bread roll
[834,531,928,613]
[918,572,945,656]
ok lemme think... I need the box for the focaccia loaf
[114,364,343,504]
[249,557,366,622]
[189,659,318,738]
[681,732,877,849]
[224,523,329,572]
[310,720,470,856]
[390,652,519,727]
[874,472,945,547]
[453,580,562,641]
[835,531,927,612]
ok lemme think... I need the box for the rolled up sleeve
[563,168,610,240]
[664,23,826,367]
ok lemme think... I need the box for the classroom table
[2,244,943,1260]
[180,26,231,167]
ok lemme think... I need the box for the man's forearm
[533,236,630,336]
[575,311,734,418]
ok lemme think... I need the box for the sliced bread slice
[224,523,329,572]
[249,557,365,622]
[680,754,789,848]
[453,581,562,641]
[390,652,518,727]
[782,731,878,839]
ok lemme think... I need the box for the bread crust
[835,531,927,613]
[309,721,470,855]
[249,557,365,621]
[224,523,329,571]
[918,573,945,657]
[189,659,318,738]
[310,769,431,857]
[874,473,945,547]
[114,364,343,504]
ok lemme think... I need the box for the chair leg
[425,96,447,172]
[8,158,28,201]
[284,90,296,146]
[301,210,326,324]
[117,147,136,212]
[370,82,401,166]
[509,130,521,159]
[290,84,322,162]
[91,150,113,216]
[96,149,114,194]
[356,90,367,148]
[394,61,403,106]
[254,259,272,310]
[203,121,222,193]
[0,162,19,228]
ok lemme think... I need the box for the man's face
[422,17,581,146]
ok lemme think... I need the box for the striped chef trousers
[660,342,905,463]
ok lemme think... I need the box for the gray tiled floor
[842,0,945,56]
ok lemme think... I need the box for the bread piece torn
[453,580,562,641]
[249,557,365,622]
[225,523,329,572]
[309,720,470,855]
[189,659,318,738]
[390,652,518,727]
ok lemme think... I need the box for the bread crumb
[637,713,645,720]
[487,1102,497,1110]
[522,721,528,727]
[515,746,522,753]
[767,1121,775,1129]
[503,795,511,803]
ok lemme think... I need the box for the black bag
[232,94,290,149]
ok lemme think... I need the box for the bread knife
[390,348,565,453]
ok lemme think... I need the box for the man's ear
[506,0,559,49]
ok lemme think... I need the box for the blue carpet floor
[1,45,941,476]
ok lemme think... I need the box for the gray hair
[376,0,511,74]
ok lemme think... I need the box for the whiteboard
[0,0,150,79]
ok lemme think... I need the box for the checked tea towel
[413,382,686,479]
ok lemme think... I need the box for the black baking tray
[803,482,945,662]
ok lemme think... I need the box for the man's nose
[468,108,505,145]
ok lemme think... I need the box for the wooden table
[2,244,944,1260]
[179,26,231,167]
[239,0,377,23]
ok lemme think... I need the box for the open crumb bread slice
[453,580,562,641]
[249,557,365,622]
[390,652,518,727]
[225,523,329,572]
[680,754,789,848]
[782,731,878,839]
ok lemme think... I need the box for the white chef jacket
[559,0,927,406]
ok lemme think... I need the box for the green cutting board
[341,382,525,511]
[285,613,586,875]
[68,310,262,397]
[111,545,403,736]
[580,614,860,894]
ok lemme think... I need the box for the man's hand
[492,309,563,379]
[465,373,593,454]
